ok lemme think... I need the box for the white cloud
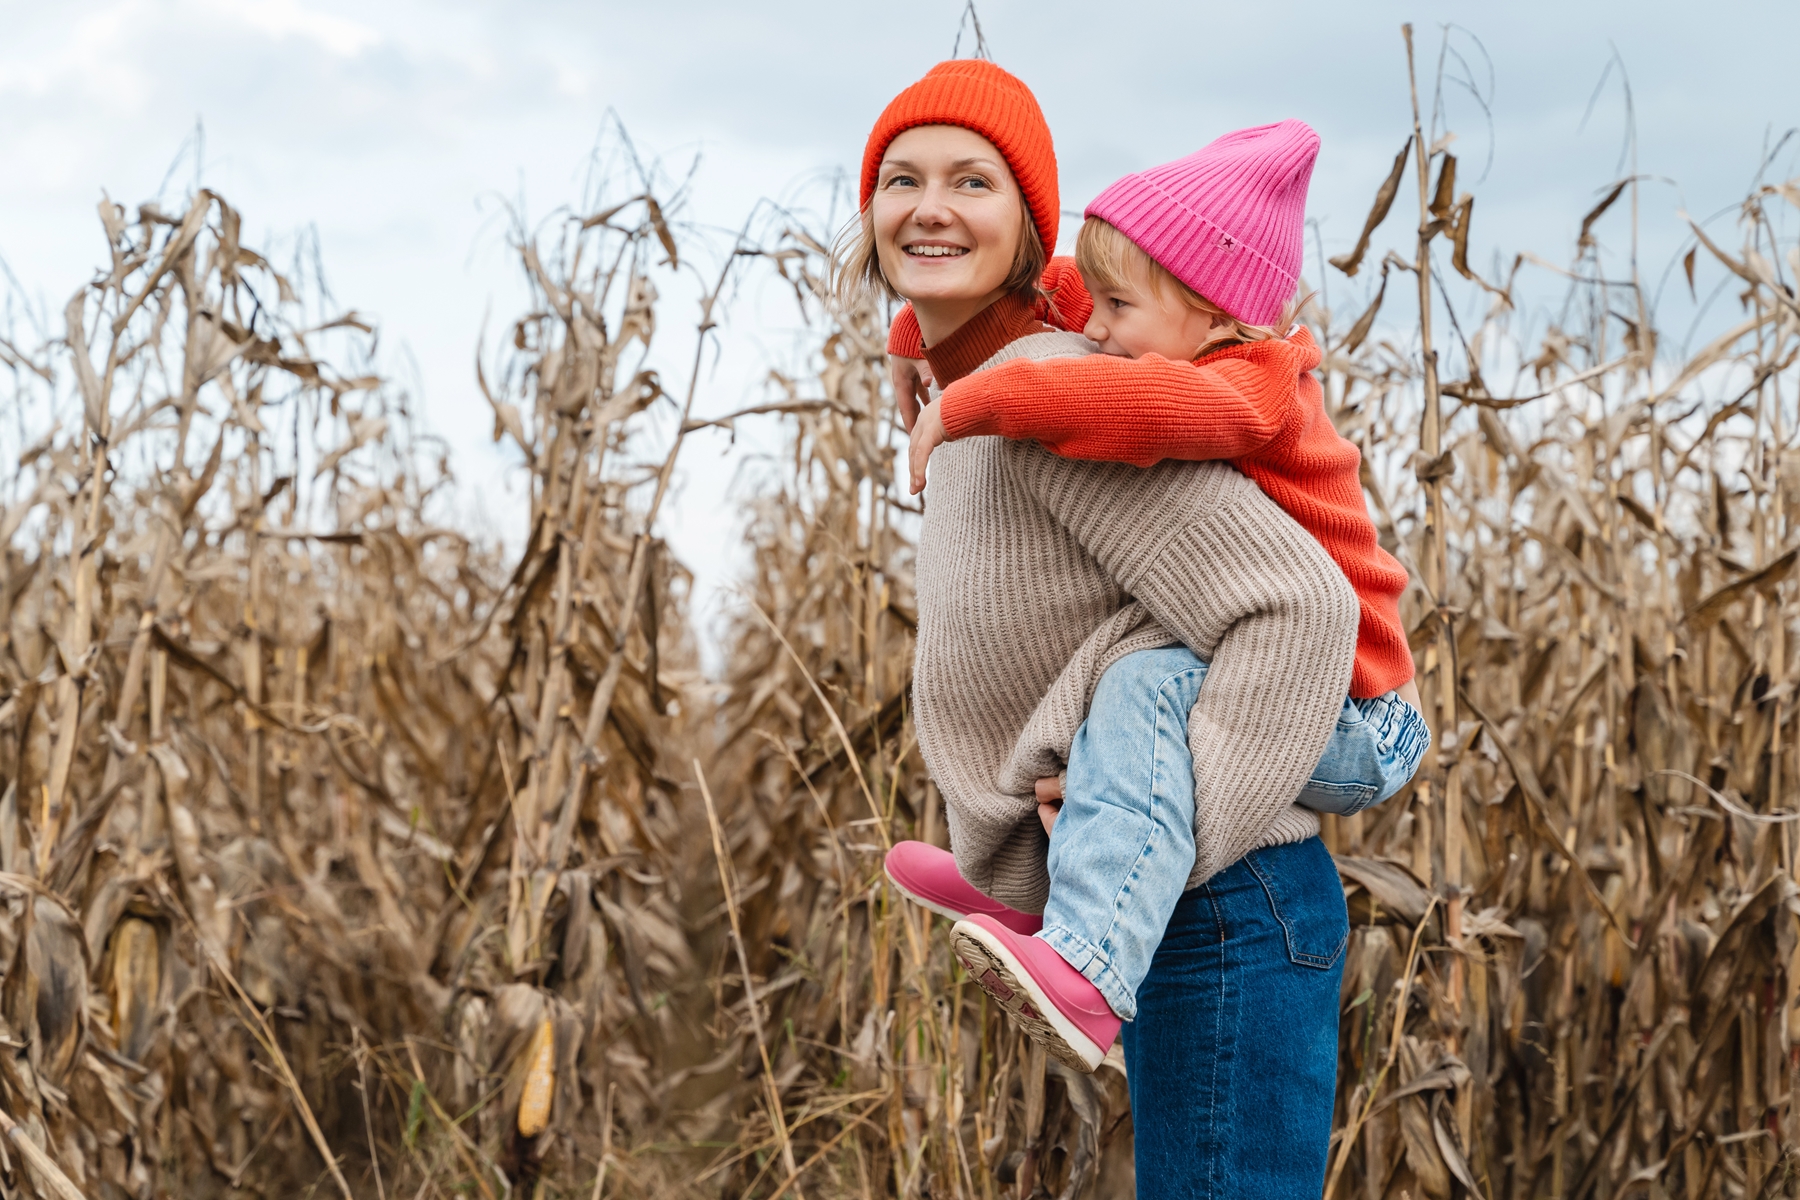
[0,1,151,104]
[198,0,380,56]
[553,61,588,99]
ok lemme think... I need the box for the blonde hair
[831,195,1046,315]
[1074,217,1303,348]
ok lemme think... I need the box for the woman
[842,60,1354,1197]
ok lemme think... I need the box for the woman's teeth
[906,245,969,257]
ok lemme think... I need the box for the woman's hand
[891,356,933,433]
[1035,775,1063,836]
[909,399,947,495]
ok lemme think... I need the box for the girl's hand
[909,400,947,495]
[1034,775,1063,836]
[890,356,933,433]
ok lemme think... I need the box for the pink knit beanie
[1085,119,1319,325]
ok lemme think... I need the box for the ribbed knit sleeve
[1014,452,1359,887]
[1037,258,1094,333]
[937,344,1304,461]
[1132,502,1359,885]
[886,257,1095,360]
[983,820,1054,914]
[888,304,926,360]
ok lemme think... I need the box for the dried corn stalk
[3,91,1799,1199]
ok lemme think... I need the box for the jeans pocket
[1245,841,1349,970]
[1297,777,1379,815]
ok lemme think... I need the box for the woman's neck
[912,287,1012,348]
[919,291,1052,389]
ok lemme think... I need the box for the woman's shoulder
[976,330,1098,373]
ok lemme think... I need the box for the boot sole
[950,921,1106,1073]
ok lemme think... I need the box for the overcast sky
[4,0,1797,651]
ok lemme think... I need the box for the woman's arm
[1168,514,1359,884]
[1020,455,1359,885]
[1143,488,1358,884]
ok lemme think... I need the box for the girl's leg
[1040,646,1205,1019]
[1122,835,1347,1200]
[1301,691,1433,814]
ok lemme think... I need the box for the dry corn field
[4,54,1800,1200]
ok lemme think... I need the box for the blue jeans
[1040,646,1410,1018]
[1124,837,1347,1199]
[1304,688,1431,814]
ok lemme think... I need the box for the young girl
[885,121,1429,1073]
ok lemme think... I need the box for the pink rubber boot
[950,913,1121,1073]
[883,841,1043,935]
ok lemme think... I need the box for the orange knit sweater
[889,258,1094,360]
[890,259,1413,699]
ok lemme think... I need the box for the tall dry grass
[3,35,1800,1198]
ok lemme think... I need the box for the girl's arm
[937,335,1313,467]
[887,256,1092,358]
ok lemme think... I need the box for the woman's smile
[904,242,972,258]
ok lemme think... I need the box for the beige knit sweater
[912,325,1360,914]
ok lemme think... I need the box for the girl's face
[872,125,1024,319]
[1080,270,1225,362]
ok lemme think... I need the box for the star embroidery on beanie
[1217,233,1239,252]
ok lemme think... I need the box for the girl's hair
[1074,217,1303,346]
[831,193,1047,315]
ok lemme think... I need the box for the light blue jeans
[1304,687,1433,814]
[1040,646,1426,1019]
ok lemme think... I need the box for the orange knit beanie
[859,59,1059,256]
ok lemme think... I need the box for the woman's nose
[911,181,956,226]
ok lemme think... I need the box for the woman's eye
[885,175,917,189]
[960,176,991,190]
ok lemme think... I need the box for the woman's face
[871,125,1025,311]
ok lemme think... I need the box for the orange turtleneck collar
[921,292,1055,389]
